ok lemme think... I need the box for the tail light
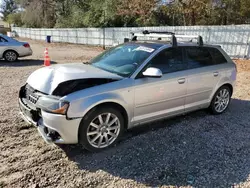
[23,43,30,48]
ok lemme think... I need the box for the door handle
[213,72,219,77]
[178,78,186,84]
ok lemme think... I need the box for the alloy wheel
[5,51,17,62]
[214,88,230,113]
[86,113,121,148]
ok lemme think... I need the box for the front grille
[24,84,39,104]
[28,93,39,104]
[25,84,35,98]
[19,84,42,123]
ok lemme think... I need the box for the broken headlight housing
[36,96,69,115]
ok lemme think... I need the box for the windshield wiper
[82,62,90,64]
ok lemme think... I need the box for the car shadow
[0,59,57,67]
[60,98,250,187]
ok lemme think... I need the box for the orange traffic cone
[44,48,51,66]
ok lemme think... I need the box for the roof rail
[130,31,204,47]
[171,35,177,47]
[141,30,175,35]
[197,36,203,46]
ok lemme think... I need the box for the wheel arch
[3,49,19,58]
[77,101,129,146]
[215,83,234,97]
[209,83,233,114]
[222,83,233,96]
[210,82,234,102]
[82,102,129,130]
[66,92,132,130]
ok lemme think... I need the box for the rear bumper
[18,48,33,57]
[19,97,81,144]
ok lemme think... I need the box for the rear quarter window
[185,47,214,69]
[208,47,228,64]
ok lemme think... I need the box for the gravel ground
[0,39,250,188]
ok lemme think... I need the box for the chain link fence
[12,25,250,59]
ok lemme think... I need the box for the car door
[184,46,226,112]
[0,36,9,58]
[133,47,188,125]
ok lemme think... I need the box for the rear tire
[209,86,232,115]
[79,106,125,152]
[4,50,18,62]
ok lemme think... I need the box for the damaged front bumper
[19,86,81,144]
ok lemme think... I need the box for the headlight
[36,96,69,115]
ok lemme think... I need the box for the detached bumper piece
[19,85,41,125]
[37,120,65,144]
[19,85,64,144]
[19,99,64,143]
[37,118,65,144]
[19,98,40,125]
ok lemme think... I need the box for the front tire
[210,86,232,115]
[79,106,125,152]
[4,50,18,62]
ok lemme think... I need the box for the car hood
[27,63,123,94]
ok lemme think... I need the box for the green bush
[7,13,23,27]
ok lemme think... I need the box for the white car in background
[0,34,32,62]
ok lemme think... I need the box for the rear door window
[185,47,214,69]
[208,47,228,64]
[148,47,187,74]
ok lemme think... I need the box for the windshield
[90,44,157,77]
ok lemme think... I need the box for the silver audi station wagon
[19,32,237,151]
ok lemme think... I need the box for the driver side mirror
[142,67,162,78]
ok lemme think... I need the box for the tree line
[1,0,250,28]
